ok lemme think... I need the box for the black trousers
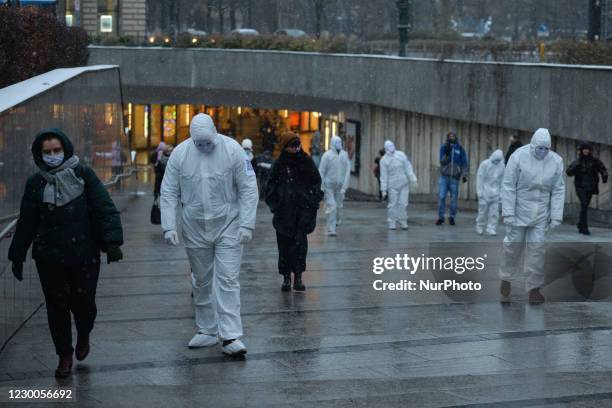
[276,231,308,275]
[576,189,594,229]
[35,261,100,356]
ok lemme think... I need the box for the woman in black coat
[8,128,124,378]
[264,132,323,292]
[566,141,608,235]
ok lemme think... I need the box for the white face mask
[535,146,549,160]
[43,152,64,167]
[194,140,215,154]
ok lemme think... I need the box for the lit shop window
[100,15,113,33]
[98,0,118,34]
[104,103,114,125]
[65,14,73,27]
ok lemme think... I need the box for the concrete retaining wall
[89,47,612,146]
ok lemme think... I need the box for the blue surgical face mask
[535,146,549,160]
[42,152,64,167]
[194,140,215,154]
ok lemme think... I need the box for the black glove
[462,176,468,184]
[603,176,608,184]
[12,262,23,281]
[106,245,123,264]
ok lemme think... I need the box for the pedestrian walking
[380,141,418,230]
[475,149,505,236]
[154,143,173,198]
[8,129,124,378]
[505,134,523,164]
[566,141,608,235]
[436,131,468,226]
[311,130,323,168]
[374,148,385,201]
[242,138,258,171]
[319,135,351,236]
[499,129,565,304]
[161,113,258,356]
[264,132,323,292]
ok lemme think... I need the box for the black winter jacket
[264,150,323,237]
[505,140,523,164]
[8,129,123,265]
[566,155,608,195]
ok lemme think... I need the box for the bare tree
[229,0,237,30]
[206,0,214,33]
[313,0,325,36]
[218,0,225,33]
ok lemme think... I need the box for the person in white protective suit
[241,138,258,173]
[318,135,351,236]
[380,140,418,230]
[498,128,565,304]
[475,149,505,236]
[242,138,254,160]
[160,113,259,355]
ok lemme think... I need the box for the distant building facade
[61,0,146,38]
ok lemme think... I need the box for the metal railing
[0,166,137,242]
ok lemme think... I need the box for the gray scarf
[40,156,84,207]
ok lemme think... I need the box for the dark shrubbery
[553,40,612,65]
[0,6,88,88]
[90,33,355,54]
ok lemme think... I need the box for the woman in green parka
[8,129,124,378]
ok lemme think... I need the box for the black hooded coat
[264,150,323,237]
[8,129,123,265]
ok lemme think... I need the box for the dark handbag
[150,196,161,225]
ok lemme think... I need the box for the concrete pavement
[2,195,612,407]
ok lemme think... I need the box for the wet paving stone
[2,196,612,407]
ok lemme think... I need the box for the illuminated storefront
[125,103,340,165]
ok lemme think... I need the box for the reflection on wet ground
[3,196,612,407]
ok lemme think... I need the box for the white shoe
[388,222,397,230]
[476,227,484,235]
[188,333,219,348]
[222,339,247,356]
[327,230,337,236]
[486,230,497,236]
[400,222,408,230]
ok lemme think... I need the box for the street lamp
[396,0,411,57]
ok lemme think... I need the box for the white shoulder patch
[245,159,256,176]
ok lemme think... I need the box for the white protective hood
[501,128,565,226]
[190,113,219,147]
[384,140,396,155]
[529,128,551,159]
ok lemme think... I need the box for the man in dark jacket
[566,141,608,235]
[264,132,323,292]
[436,131,469,225]
[505,134,523,164]
[374,148,385,201]
[8,129,123,378]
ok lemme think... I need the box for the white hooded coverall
[499,129,565,291]
[380,141,418,227]
[476,149,505,235]
[161,114,259,340]
[319,136,351,234]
